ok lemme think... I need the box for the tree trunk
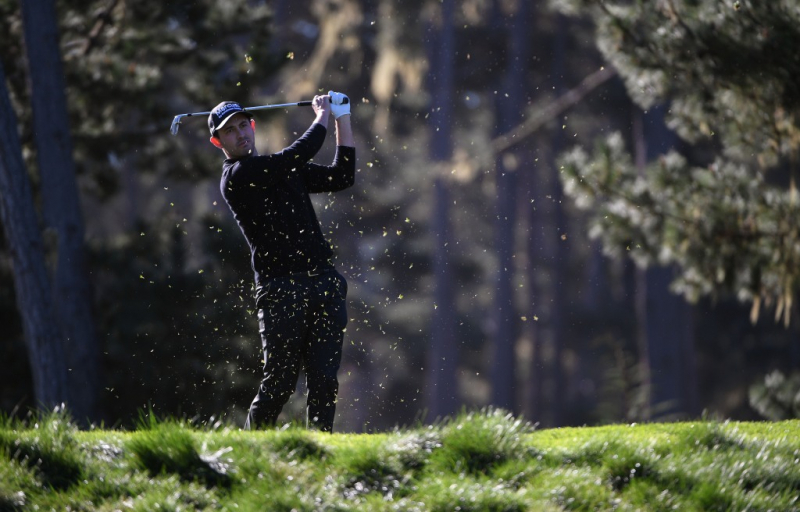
[21,0,102,424]
[270,0,289,53]
[543,13,569,427]
[428,177,458,419]
[583,242,605,310]
[524,174,545,421]
[0,62,70,411]
[491,0,529,414]
[424,0,459,421]
[633,105,698,420]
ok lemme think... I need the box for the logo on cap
[208,101,252,135]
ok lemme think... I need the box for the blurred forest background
[1,0,799,432]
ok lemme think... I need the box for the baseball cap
[208,101,253,135]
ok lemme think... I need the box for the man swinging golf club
[209,91,355,432]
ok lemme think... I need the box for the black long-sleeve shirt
[220,123,355,303]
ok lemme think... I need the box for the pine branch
[82,0,120,56]
[491,66,617,154]
[579,172,800,243]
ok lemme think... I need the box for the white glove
[328,90,351,119]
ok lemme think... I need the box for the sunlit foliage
[552,0,800,324]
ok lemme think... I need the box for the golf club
[170,100,314,135]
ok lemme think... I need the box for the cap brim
[215,110,253,132]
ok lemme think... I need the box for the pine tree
[0,62,70,411]
[0,0,282,422]
[552,0,800,325]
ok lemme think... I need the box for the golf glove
[328,91,351,119]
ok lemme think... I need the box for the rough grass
[0,409,798,511]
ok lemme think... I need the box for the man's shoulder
[222,156,245,171]
[224,153,280,173]
[220,158,249,192]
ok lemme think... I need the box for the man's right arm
[270,122,328,165]
[312,95,331,128]
[229,122,327,188]
[225,95,332,188]
[248,94,331,175]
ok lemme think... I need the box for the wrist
[314,111,330,125]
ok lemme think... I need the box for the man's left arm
[333,112,354,148]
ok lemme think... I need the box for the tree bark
[424,0,459,421]
[0,62,70,411]
[21,0,102,424]
[547,13,569,427]
[524,171,545,421]
[428,176,459,419]
[491,0,530,414]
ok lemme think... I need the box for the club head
[170,115,183,136]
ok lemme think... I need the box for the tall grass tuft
[126,413,231,489]
[0,409,83,491]
[431,408,534,475]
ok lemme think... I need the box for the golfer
[209,92,355,432]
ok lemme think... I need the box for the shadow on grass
[126,413,231,489]
[270,429,329,461]
[337,444,407,502]
[0,490,27,512]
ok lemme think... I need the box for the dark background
[1,0,798,432]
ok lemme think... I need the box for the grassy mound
[0,409,797,511]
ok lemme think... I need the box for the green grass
[0,409,798,511]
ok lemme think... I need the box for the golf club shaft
[170,101,313,135]
[244,101,313,112]
[186,101,313,118]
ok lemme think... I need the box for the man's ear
[250,119,256,131]
[209,136,223,149]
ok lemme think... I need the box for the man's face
[213,113,255,159]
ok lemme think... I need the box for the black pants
[245,269,348,432]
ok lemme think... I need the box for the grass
[0,409,798,511]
